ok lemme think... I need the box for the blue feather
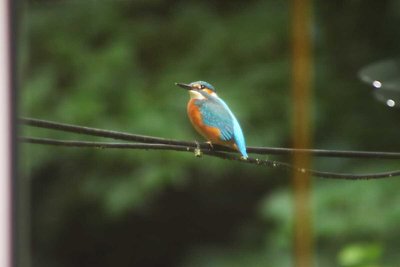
[194,91,248,158]
[194,99,234,141]
[216,98,248,159]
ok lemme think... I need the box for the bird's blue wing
[195,96,248,158]
[196,100,235,141]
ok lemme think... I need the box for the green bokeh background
[19,0,400,266]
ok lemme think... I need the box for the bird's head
[176,81,217,100]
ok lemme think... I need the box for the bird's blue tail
[233,120,248,159]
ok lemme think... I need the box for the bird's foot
[240,155,248,161]
[206,141,214,150]
[194,141,203,157]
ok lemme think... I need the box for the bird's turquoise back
[194,91,248,158]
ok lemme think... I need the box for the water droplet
[359,59,400,108]
[386,99,396,107]
[372,80,382,88]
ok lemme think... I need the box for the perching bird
[176,81,248,159]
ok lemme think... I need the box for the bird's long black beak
[175,82,193,90]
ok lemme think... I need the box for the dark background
[19,0,400,266]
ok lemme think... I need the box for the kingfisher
[176,81,248,159]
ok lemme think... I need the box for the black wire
[19,117,400,159]
[20,136,400,180]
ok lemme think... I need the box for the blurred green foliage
[19,0,400,266]
[338,243,382,267]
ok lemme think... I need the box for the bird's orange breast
[187,100,236,149]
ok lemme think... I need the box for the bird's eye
[200,85,205,89]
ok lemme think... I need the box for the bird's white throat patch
[189,90,206,100]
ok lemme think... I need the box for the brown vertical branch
[291,0,314,267]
